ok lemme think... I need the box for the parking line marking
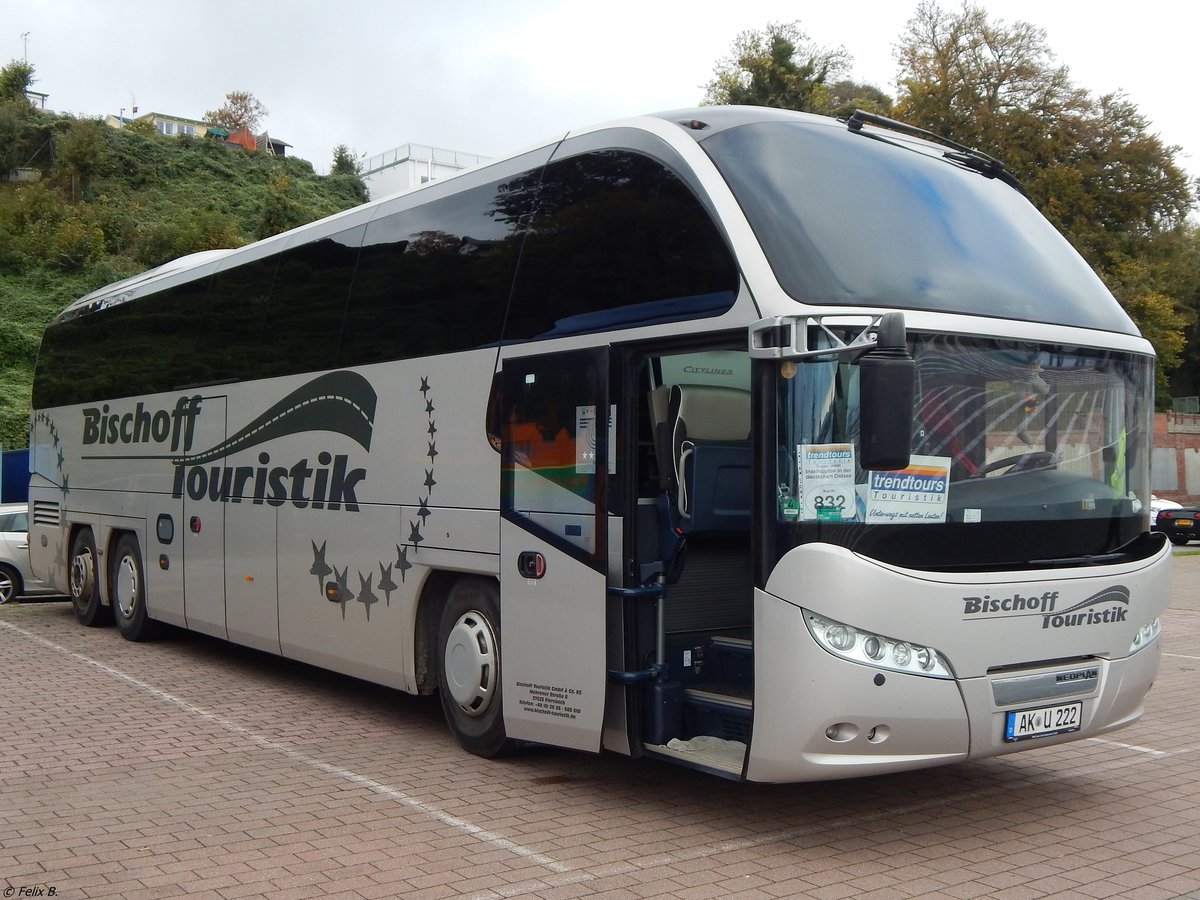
[0,620,573,875]
[1164,652,1200,660]
[1085,737,1169,756]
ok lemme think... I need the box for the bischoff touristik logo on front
[962,585,1130,630]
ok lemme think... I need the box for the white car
[1151,494,1183,515]
[0,503,52,603]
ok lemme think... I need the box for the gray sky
[6,0,1198,180]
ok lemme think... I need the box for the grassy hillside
[0,110,368,449]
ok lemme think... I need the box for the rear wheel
[1169,534,1191,546]
[111,534,164,641]
[0,564,21,604]
[437,577,511,757]
[70,529,110,626]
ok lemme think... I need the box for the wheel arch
[413,569,458,695]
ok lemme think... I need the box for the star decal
[420,377,431,396]
[408,520,424,549]
[396,544,412,582]
[427,441,438,461]
[417,497,431,523]
[378,562,398,605]
[427,419,437,437]
[356,572,379,620]
[309,541,332,596]
[425,399,435,415]
[332,565,354,619]
[424,469,437,491]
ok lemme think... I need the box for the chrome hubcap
[115,553,138,618]
[444,610,498,717]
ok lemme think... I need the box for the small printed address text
[514,681,583,719]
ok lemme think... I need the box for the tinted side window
[34,278,210,407]
[504,150,738,342]
[341,181,524,366]
[260,227,364,378]
[201,253,278,384]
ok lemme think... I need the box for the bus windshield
[702,120,1138,336]
[773,333,1154,570]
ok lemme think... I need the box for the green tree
[0,60,37,176]
[258,173,305,238]
[51,117,111,201]
[0,59,35,104]
[48,213,105,271]
[205,90,268,133]
[331,144,361,176]
[703,22,852,112]
[328,144,369,204]
[821,79,894,119]
[0,101,27,175]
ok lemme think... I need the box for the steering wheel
[970,451,1057,478]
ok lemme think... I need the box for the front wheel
[70,529,111,626]
[111,534,164,641]
[437,577,512,757]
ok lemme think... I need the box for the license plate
[1004,701,1082,742]
[1175,519,1192,528]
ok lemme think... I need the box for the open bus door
[499,348,610,752]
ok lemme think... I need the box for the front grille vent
[992,661,1101,706]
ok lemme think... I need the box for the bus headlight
[1128,617,1162,654]
[804,610,954,679]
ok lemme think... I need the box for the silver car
[0,502,50,603]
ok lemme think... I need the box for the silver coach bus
[28,106,1169,782]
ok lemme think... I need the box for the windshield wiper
[844,109,1027,196]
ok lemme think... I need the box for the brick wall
[1152,412,1200,503]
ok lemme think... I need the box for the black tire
[111,534,164,642]
[437,577,512,757]
[1169,534,1191,546]
[70,529,111,626]
[0,563,21,604]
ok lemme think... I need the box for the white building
[361,143,490,200]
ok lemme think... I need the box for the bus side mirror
[857,313,914,471]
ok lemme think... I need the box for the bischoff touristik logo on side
[79,371,377,512]
[962,585,1130,630]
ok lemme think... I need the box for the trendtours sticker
[864,454,951,524]
[797,443,856,521]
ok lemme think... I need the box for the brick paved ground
[1,554,1198,900]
